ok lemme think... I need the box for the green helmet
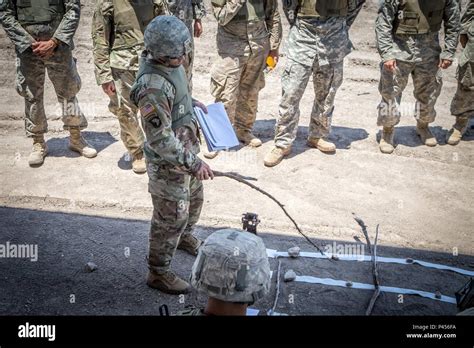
[190,229,271,304]
[144,15,192,59]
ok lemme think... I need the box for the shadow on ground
[0,206,471,316]
[45,131,117,157]
[255,119,369,156]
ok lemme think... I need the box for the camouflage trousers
[274,59,344,148]
[147,164,203,274]
[15,46,88,136]
[210,39,269,132]
[182,21,195,92]
[377,58,443,127]
[108,68,145,156]
[450,63,474,120]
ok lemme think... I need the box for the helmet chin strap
[154,57,180,68]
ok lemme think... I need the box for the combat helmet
[144,15,192,60]
[190,229,271,304]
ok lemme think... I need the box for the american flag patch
[140,103,157,119]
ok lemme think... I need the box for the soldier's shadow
[45,131,117,158]
[254,119,369,156]
[375,125,472,147]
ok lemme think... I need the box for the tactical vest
[15,0,65,26]
[212,0,265,22]
[112,0,155,50]
[394,0,446,35]
[135,60,195,131]
[298,0,349,18]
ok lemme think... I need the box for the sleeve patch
[140,103,157,120]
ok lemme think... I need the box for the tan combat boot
[132,151,146,174]
[236,129,262,147]
[146,270,191,294]
[28,135,48,166]
[307,138,336,153]
[379,127,395,154]
[177,234,202,256]
[69,128,98,158]
[416,121,438,147]
[447,118,469,146]
[264,146,292,167]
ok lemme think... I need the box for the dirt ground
[0,1,473,316]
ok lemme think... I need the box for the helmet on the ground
[144,15,192,59]
[190,229,271,304]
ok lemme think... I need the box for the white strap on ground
[266,249,474,277]
[294,276,457,304]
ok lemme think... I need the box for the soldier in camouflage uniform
[0,0,97,166]
[178,228,271,316]
[167,0,206,92]
[264,0,365,167]
[130,16,214,294]
[92,0,168,174]
[376,0,460,154]
[208,0,282,155]
[448,0,474,145]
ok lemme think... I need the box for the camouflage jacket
[375,0,460,62]
[461,0,474,35]
[283,0,365,67]
[460,0,474,65]
[91,0,168,85]
[130,55,202,172]
[211,0,282,51]
[0,0,80,53]
[168,0,206,30]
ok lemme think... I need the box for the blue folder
[194,102,239,152]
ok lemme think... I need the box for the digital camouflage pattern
[92,0,167,155]
[144,15,193,60]
[376,0,460,63]
[91,0,168,84]
[167,0,206,90]
[0,0,87,136]
[210,0,282,132]
[130,36,203,273]
[376,0,460,127]
[451,0,474,119]
[274,0,365,148]
[0,0,80,53]
[190,229,271,304]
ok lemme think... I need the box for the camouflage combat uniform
[376,0,460,127]
[0,0,87,136]
[92,0,168,157]
[451,0,474,120]
[168,0,206,91]
[130,52,203,274]
[273,0,365,149]
[210,0,282,133]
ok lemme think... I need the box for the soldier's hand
[193,100,208,114]
[268,49,279,67]
[32,39,58,58]
[102,81,116,96]
[438,59,452,70]
[194,19,203,38]
[383,59,397,73]
[460,34,468,49]
[193,161,214,181]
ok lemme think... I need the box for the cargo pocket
[210,69,228,99]
[458,62,474,89]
